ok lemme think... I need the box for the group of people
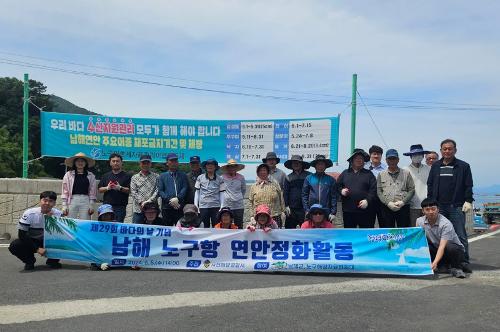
[8,138,474,278]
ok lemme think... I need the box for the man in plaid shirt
[130,155,159,224]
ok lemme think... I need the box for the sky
[1,1,499,187]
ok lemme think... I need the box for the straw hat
[64,152,95,168]
[220,159,245,172]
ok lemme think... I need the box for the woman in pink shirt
[301,204,334,229]
[61,153,97,219]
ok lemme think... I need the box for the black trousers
[162,208,184,226]
[199,207,220,228]
[428,240,465,269]
[231,209,244,229]
[285,208,306,229]
[9,238,59,265]
[343,211,375,228]
[379,204,411,228]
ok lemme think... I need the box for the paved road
[0,231,498,331]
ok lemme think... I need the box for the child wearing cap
[301,204,334,229]
[214,207,239,229]
[247,204,278,232]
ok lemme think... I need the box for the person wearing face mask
[403,144,431,227]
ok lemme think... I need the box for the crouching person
[91,204,116,271]
[301,204,334,229]
[176,204,202,229]
[417,198,468,278]
[247,204,278,233]
[214,207,239,229]
[9,191,62,271]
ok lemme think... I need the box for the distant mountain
[475,184,500,195]
[49,95,100,115]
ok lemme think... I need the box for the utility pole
[350,73,357,153]
[22,73,29,178]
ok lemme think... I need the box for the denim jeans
[132,212,144,224]
[439,204,470,263]
[112,205,127,223]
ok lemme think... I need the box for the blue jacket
[427,157,473,206]
[302,173,337,214]
[158,171,189,209]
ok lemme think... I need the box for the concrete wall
[0,178,473,239]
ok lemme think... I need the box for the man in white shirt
[9,191,63,271]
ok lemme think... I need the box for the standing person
[186,156,202,204]
[365,145,386,177]
[427,139,473,271]
[302,155,337,223]
[61,152,97,220]
[158,153,189,226]
[300,204,334,229]
[263,152,286,190]
[220,159,246,228]
[283,155,311,229]
[417,198,467,278]
[194,158,226,228]
[403,144,431,227]
[130,154,159,224]
[425,151,439,167]
[98,153,131,222]
[248,164,286,228]
[377,149,415,228]
[9,191,63,270]
[337,149,377,228]
[365,145,386,226]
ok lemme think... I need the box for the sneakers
[436,265,451,274]
[450,268,466,279]
[461,263,473,274]
[24,263,35,271]
[46,260,62,269]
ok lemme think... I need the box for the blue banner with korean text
[40,111,340,163]
[44,217,433,275]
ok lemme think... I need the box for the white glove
[284,206,291,216]
[169,197,180,209]
[114,183,122,191]
[328,214,336,222]
[341,188,350,197]
[387,201,400,212]
[358,199,368,210]
[394,200,404,208]
[100,263,110,271]
[250,216,256,224]
[462,202,472,213]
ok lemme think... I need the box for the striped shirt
[248,179,285,217]
[130,171,159,213]
[437,163,454,204]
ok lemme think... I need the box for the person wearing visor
[301,204,334,229]
[214,207,239,229]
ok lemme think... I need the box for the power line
[0,58,351,106]
[3,51,500,110]
[357,91,389,149]
[0,50,351,100]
